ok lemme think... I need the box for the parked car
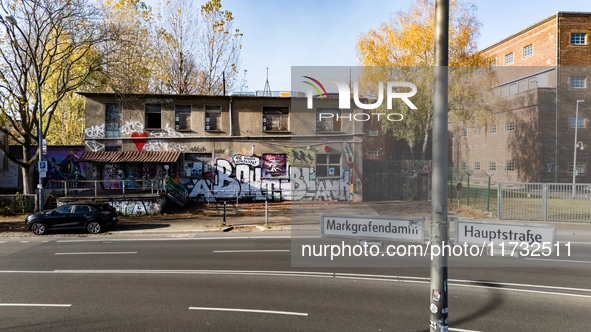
[25,203,118,235]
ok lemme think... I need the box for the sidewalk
[2,200,591,237]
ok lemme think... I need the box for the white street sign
[455,220,556,248]
[321,214,425,243]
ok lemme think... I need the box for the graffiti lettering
[188,156,351,202]
[85,124,105,139]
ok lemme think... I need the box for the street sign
[456,182,462,191]
[321,214,425,243]
[39,171,47,178]
[38,161,47,173]
[423,165,431,173]
[455,220,556,249]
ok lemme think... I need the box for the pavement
[2,200,591,238]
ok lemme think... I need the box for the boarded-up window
[316,108,341,132]
[105,104,121,138]
[175,105,191,131]
[205,105,222,131]
[262,106,289,131]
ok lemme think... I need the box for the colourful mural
[262,153,288,178]
[32,147,86,181]
[186,155,355,202]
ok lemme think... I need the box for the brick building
[451,12,591,183]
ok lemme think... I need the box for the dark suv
[25,203,118,235]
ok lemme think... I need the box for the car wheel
[30,222,46,235]
[86,221,102,234]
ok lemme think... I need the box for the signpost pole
[430,0,449,331]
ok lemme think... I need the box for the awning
[79,151,181,163]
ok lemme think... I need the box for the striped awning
[79,151,181,163]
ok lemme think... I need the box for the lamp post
[572,100,585,199]
[5,15,44,211]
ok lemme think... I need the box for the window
[368,130,379,136]
[488,162,497,171]
[489,124,497,134]
[523,44,533,58]
[315,154,341,177]
[175,105,191,131]
[569,162,585,174]
[570,77,587,89]
[571,33,587,45]
[491,60,496,69]
[368,150,378,157]
[506,121,515,132]
[145,104,161,129]
[316,108,341,132]
[474,127,481,136]
[74,205,91,213]
[569,118,585,128]
[474,161,481,171]
[505,53,514,65]
[56,205,73,214]
[105,104,121,138]
[461,162,467,170]
[450,131,455,139]
[262,106,289,131]
[461,129,468,137]
[506,161,515,172]
[205,105,222,131]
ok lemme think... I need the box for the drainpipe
[229,97,233,137]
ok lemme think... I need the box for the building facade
[80,93,366,203]
[451,12,591,183]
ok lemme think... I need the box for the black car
[25,203,118,235]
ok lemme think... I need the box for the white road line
[568,241,591,245]
[57,237,251,243]
[213,250,290,253]
[0,303,71,307]
[525,258,591,264]
[54,252,137,255]
[449,328,482,332]
[188,307,308,316]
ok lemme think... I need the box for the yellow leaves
[357,0,481,67]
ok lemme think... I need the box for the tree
[101,0,159,94]
[356,0,495,159]
[0,0,108,195]
[156,0,200,94]
[197,0,242,95]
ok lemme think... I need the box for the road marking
[0,269,589,299]
[213,250,290,253]
[0,303,71,307]
[188,307,308,316]
[449,328,482,332]
[57,237,252,243]
[525,258,591,264]
[54,252,137,255]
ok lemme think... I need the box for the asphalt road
[0,232,590,331]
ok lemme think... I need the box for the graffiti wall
[186,155,354,202]
[108,199,161,215]
[32,147,86,181]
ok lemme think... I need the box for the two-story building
[78,93,366,205]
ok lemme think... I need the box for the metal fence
[498,182,591,222]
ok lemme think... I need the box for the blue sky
[147,0,591,92]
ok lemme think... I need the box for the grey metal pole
[572,100,585,199]
[430,0,449,331]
